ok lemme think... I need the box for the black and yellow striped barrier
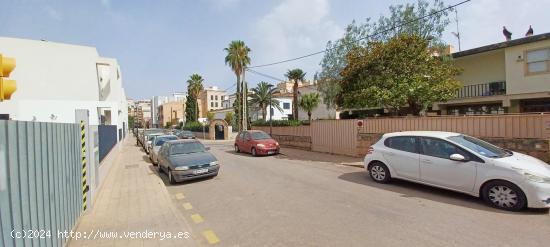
[80,121,89,211]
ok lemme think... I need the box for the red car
[234,130,280,156]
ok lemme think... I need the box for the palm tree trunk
[236,73,241,131]
[242,70,248,130]
[293,81,298,120]
[308,111,312,122]
[261,103,266,120]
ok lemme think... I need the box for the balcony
[455,81,506,99]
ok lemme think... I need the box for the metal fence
[0,120,82,247]
[359,114,550,139]
[254,114,550,157]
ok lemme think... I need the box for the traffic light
[0,54,17,101]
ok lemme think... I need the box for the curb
[153,167,202,246]
[339,162,364,168]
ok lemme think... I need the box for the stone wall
[271,134,312,150]
[356,133,384,157]
[481,137,550,162]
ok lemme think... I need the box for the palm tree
[186,74,204,120]
[249,82,283,120]
[224,40,251,131]
[285,68,306,120]
[298,92,320,122]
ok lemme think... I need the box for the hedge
[251,119,307,127]
[182,121,209,132]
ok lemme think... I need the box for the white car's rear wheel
[368,162,391,183]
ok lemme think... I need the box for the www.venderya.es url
[66,230,191,240]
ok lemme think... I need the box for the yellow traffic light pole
[0,53,17,101]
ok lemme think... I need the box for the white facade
[297,85,336,120]
[265,97,293,120]
[0,37,128,139]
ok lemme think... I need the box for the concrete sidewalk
[69,137,199,247]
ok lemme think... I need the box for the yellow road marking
[202,230,220,244]
[175,193,185,200]
[191,214,204,224]
[182,202,193,210]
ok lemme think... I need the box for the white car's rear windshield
[447,135,510,158]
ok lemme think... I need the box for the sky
[1,0,549,99]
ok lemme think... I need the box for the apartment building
[159,100,185,127]
[434,32,550,115]
[198,86,227,118]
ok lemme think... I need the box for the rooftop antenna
[451,8,461,51]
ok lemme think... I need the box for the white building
[0,37,128,139]
[264,96,293,120]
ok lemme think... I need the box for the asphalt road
[151,141,550,247]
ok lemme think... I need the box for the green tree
[128,115,135,129]
[224,40,251,131]
[185,74,204,122]
[185,94,197,122]
[206,111,215,122]
[318,0,451,111]
[298,92,321,122]
[249,82,283,120]
[224,111,234,126]
[285,68,306,120]
[339,34,461,115]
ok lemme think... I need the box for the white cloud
[251,0,342,76]
[44,6,62,21]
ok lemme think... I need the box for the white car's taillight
[366,146,374,155]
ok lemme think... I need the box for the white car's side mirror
[450,153,466,161]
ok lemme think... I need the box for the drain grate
[125,164,139,169]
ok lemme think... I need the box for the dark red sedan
[234,130,280,156]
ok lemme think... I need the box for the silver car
[149,135,178,165]
[157,139,220,184]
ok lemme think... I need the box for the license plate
[193,168,208,174]
[268,151,274,155]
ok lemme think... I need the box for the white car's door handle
[421,159,432,164]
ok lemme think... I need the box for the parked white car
[364,131,550,211]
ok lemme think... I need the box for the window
[239,132,246,139]
[448,135,509,158]
[526,48,550,75]
[215,95,218,100]
[210,102,214,107]
[283,102,290,110]
[250,131,271,140]
[384,136,418,153]
[211,95,214,100]
[170,142,206,155]
[420,137,468,160]
[215,102,218,107]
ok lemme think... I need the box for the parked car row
[135,128,218,184]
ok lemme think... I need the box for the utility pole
[242,68,248,130]
[269,88,273,136]
[452,8,462,52]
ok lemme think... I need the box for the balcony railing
[455,81,506,99]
